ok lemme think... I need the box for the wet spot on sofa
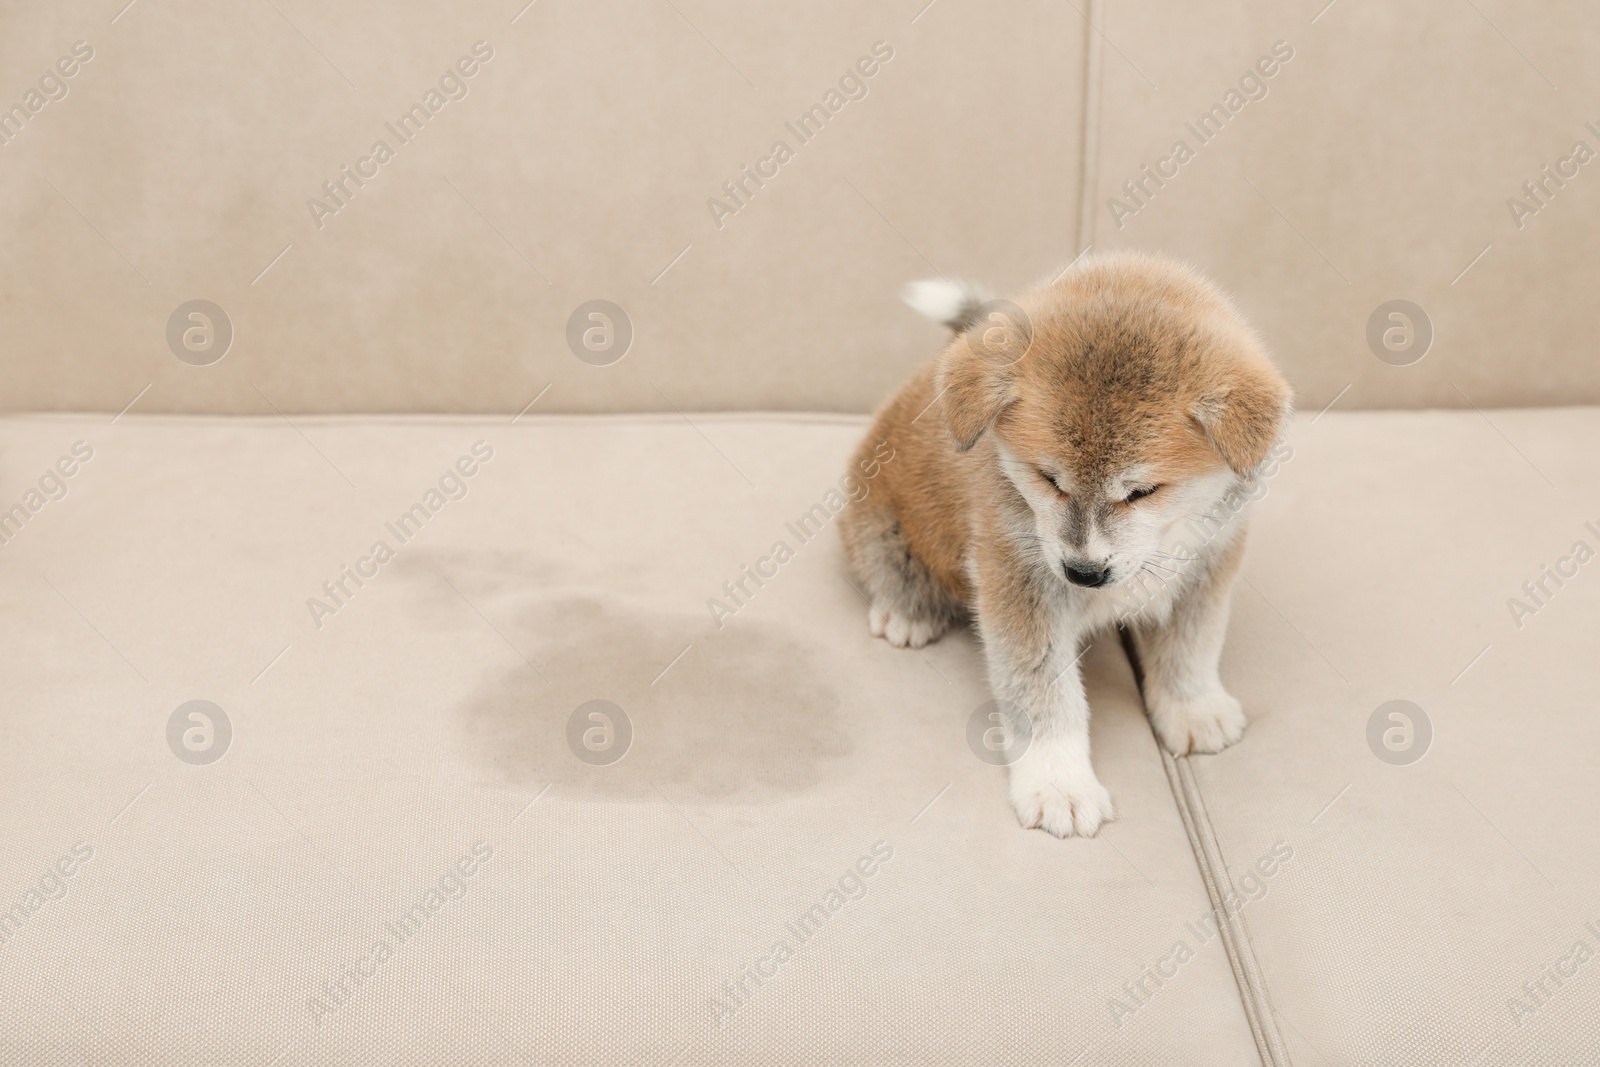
[396,551,853,802]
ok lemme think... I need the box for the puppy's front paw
[867,604,945,649]
[1148,689,1247,756]
[1008,742,1115,838]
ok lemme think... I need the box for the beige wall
[1,0,1596,415]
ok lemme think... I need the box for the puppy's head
[926,253,1290,589]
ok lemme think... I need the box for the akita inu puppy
[839,252,1290,837]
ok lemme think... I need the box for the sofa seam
[1163,750,1292,1066]
[1075,0,1105,252]
[1120,628,1289,1066]
[0,411,874,429]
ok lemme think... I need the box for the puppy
[839,252,1291,838]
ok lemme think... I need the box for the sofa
[3,1,1597,1064]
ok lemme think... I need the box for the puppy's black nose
[1064,563,1110,588]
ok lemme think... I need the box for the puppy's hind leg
[841,505,964,650]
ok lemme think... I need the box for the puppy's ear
[936,346,1017,451]
[1191,360,1292,475]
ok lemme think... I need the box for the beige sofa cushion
[0,2,1085,416]
[16,2,1600,418]
[1089,2,1600,410]
[1184,406,1600,1063]
[0,413,1260,1065]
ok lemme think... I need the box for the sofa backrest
[1086,1,1600,415]
[2,0,1595,415]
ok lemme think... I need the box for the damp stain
[393,550,853,803]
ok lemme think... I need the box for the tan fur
[840,252,1290,837]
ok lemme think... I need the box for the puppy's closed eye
[1037,468,1068,496]
[1123,485,1160,504]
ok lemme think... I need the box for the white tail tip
[902,278,984,332]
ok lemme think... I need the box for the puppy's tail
[902,278,986,333]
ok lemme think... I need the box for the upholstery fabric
[1089,1,1600,410]
[0,413,1262,1065]
[1190,406,1600,1064]
[0,1,1086,415]
[6,1,1598,415]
